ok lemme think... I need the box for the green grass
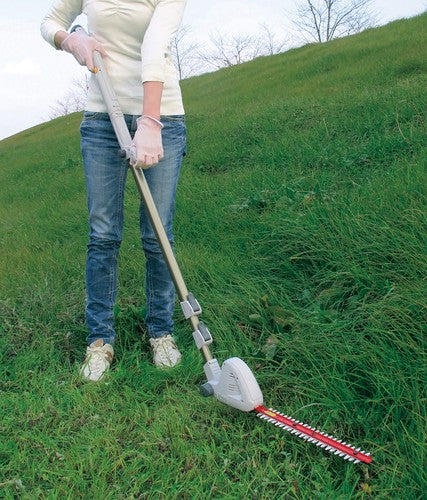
[1,14,426,498]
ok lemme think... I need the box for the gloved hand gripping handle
[71,26,136,162]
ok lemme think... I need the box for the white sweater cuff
[141,64,166,83]
[41,20,66,49]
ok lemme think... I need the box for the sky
[0,0,425,140]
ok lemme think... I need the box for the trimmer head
[201,357,372,464]
[203,357,264,412]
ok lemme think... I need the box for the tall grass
[0,14,426,498]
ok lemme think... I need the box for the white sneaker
[149,334,182,368]
[80,339,114,382]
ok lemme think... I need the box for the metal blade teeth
[258,408,368,463]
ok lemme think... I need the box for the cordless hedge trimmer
[72,25,373,465]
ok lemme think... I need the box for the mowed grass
[0,14,426,498]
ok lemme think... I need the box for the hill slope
[0,14,426,498]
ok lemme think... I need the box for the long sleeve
[40,0,83,48]
[141,0,187,83]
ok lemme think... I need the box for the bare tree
[49,75,89,119]
[171,25,201,79]
[293,0,377,43]
[258,23,289,56]
[197,31,262,70]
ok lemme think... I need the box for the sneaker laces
[152,336,178,364]
[87,345,110,371]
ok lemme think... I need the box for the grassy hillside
[1,14,426,498]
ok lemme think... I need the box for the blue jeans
[80,112,186,345]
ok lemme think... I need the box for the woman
[41,0,187,381]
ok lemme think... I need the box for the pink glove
[132,115,164,169]
[61,31,107,72]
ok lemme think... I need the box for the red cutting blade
[255,406,372,464]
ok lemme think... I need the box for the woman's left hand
[132,115,164,169]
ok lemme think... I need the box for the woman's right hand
[61,31,107,72]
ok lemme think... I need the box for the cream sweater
[41,0,186,116]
